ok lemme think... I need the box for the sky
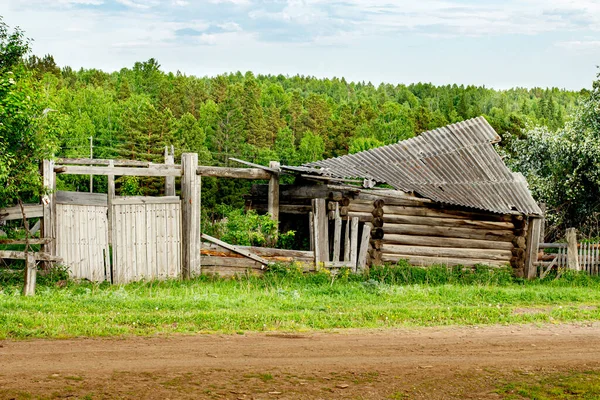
[1,0,599,90]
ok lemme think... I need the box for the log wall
[246,184,529,273]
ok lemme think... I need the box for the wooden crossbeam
[201,234,271,266]
[0,250,63,262]
[55,165,182,177]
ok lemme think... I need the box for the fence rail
[537,229,600,276]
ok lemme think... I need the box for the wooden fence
[537,228,600,277]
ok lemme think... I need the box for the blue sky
[2,0,599,89]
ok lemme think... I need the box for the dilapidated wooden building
[246,117,544,278]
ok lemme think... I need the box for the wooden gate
[55,191,110,282]
[111,197,182,284]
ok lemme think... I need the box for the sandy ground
[1,324,600,399]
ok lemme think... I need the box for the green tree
[297,131,324,163]
[0,18,59,208]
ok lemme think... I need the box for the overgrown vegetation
[2,262,600,339]
[497,370,600,399]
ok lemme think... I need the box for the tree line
[3,17,598,238]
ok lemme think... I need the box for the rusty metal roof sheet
[300,116,542,215]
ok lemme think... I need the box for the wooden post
[309,211,314,252]
[539,203,546,243]
[566,227,580,271]
[311,199,328,266]
[332,203,342,262]
[164,146,175,196]
[268,161,280,223]
[524,217,542,279]
[107,160,115,283]
[23,253,36,296]
[343,217,351,262]
[42,160,56,268]
[350,217,359,271]
[357,222,372,273]
[181,153,201,279]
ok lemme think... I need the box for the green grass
[1,264,600,339]
[497,370,600,399]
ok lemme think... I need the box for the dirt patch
[1,324,600,399]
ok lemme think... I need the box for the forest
[2,17,600,240]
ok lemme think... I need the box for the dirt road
[1,324,600,399]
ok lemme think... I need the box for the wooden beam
[56,191,108,206]
[57,158,152,167]
[196,166,271,180]
[55,165,182,177]
[381,253,508,268]
[357,222,372,272]
[524,217,543,279]
[566,227,579,271]
[350,217,359,270]
[0,204,44,221]
[164,147,175,196]
[0,238,52,245]
[380,244,512,261]
[332,204,342,262]
[23,253,36,296]
[383,214,515,230]
[383,234,514,251]
[0,250,63,262]
[201,234,270,266]
[182,153,201,278]
[384,223,515,242]
[111,196,181,205]
[229,157,280,174]
[42,159,56,267]
[268,161,280,223]
[107,160,115,284]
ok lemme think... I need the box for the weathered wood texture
[56,191,108,206]
[268,161,280,222]
[181,153,201,278]
[0,204,44,221]
[0,250,62,262]
[524,217,543,279]
[381,254,508,268]
[112,200,182,284]
[201,233,270,266]
[56,165,182,177]
[197,166,270,180]
[164,147,175,196]
[566,227,580,271]
[55,203,110,282]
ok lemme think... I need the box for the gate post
[42,159,56,268]
[181,153,201,279]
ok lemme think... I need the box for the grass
[497,370,600,399]
[1,263,600,339]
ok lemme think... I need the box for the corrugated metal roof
[300,116,542,215]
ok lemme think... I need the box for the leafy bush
[206,206,295,248]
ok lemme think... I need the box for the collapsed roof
[290,116,541,216]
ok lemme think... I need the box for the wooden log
[382,205,513,222]
[371,207,384,218]
[0,204,44,221]
[23,253,37,296]
[0,238,52,245]
[197,166,270,180]
[268,161,280,223]
[245,204,313,214]
[201,234,270,266]
[350,217,359,270]
[512,236,527,249]
[201,256,264,269]
[512,248,525,258]
[182,153,201,278]
[380,244,512,261]
[383,223,514,241]
[524,217,542,279]
[357,222,372,272]
[201,243,314,259]
[42,159,56,269]
[383,214,515,230]
[340,206,348,216]
[382,234,513,251]
[112,196,180,205]
[381,253,508,268]
[371,227,384,240]
[566,227,579,271]
[328,191,343,201]
[164,147,175,196]
[56,165,182,177]
[309,211,314,252]
[340,197,351,207]
[314,199,329,263]
[0,250,63,262]
[57,158,151,167]
[347,211,373,222]
[354,193,429,207]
